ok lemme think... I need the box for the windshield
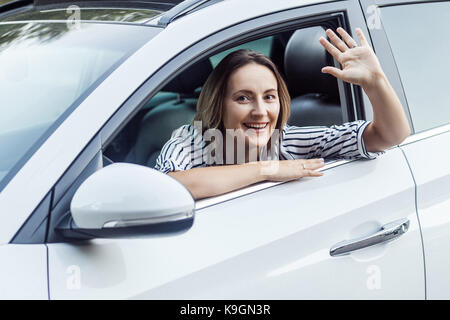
[0,21,160,190]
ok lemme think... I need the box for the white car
[0,0,449,299]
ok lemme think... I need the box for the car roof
[0,0,335,26]
[0,0,221,25]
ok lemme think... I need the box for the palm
[319,28,384,89]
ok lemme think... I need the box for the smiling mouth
[244,122,269,130]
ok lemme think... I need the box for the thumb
[321,66,344,79]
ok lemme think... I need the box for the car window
[0,22,160,190]
[380,1,450,133]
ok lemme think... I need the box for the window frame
[100,2,373,146]
[100,0,376,209]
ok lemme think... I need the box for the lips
[244,122,269,130]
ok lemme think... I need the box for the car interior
[104,25,343,168]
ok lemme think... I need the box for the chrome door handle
[330,218,410,257]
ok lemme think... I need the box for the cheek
[223,102,246,128]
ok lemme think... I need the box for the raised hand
[319,27,385,90]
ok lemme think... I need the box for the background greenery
[0,0,15,5]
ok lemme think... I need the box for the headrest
[162,58,213,94]
[284,26,339,98]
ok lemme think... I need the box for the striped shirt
[154,120,384,174]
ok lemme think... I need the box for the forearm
[168,162,265,200]
[362,72,411,152]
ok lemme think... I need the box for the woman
[154,28,411,200]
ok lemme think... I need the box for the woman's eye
[237,96,249,102]
[265,94,277,100]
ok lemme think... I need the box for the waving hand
[319,27,384,90]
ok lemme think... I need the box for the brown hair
[194,49,290,132]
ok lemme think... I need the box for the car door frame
[100,0,370,150]
[99,0,382,210]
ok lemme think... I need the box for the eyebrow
[232,88,277,95]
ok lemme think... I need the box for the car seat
[126,58,213,167]
[284,26,343,127]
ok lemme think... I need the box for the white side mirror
[69,163,194,234]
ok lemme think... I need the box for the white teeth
[245,123,267,129]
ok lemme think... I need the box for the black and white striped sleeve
[281,120,385,160]
[154,125,196,173]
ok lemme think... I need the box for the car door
[46,151,423,300]
[369,0,450,299]
[40,0,425,299]
[0,245,48,299]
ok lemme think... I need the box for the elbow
[385,131,410,148]
[405,123,412,138]
[396,123,411,145]
[383,120,412,146]
[369,124,411,151]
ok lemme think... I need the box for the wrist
[246,160,271,182]
[362,70,388,93]
[253,161,268,182]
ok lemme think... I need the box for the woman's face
[222,63,280,151]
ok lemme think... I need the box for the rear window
[380,1,450,133]
[0,22,160,191]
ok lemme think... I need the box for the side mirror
[57,163,194,239]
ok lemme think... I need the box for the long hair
[194,49,290,132]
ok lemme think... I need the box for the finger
[321,66,344,79]
[325,28,348,52]
[355,27,369,47]
[319,36,342,62]
[303,158,325,165]
[336,27,358,49]
[304,162,325,170]
[306,161,325,168]
[300,158,324,166]
[304,170,324,177]
[299,160,325,170]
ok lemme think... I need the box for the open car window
[104,24,345,172]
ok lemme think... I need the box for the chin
[247,136,270,149]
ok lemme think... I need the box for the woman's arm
[169,158,325,200]
[319,27,411,152]
[360,72,411,151]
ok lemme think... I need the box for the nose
[251,96,268,117]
